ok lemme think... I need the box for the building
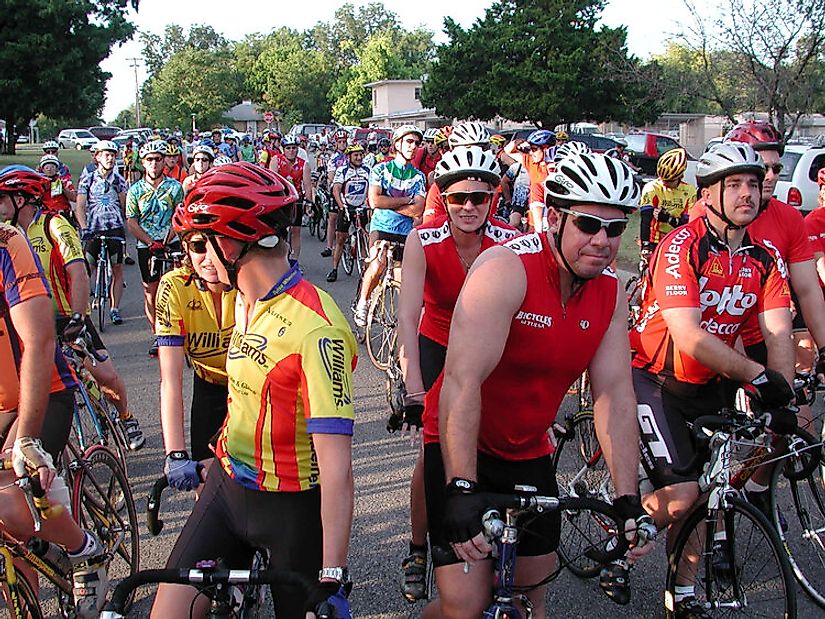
[223,100,279,135]
[361,80,445,129]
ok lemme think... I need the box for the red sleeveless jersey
[417,216,518,346]
[276,155,306,198]
[423,232,617,460]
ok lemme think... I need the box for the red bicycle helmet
[0,165,49,200]
[724,121,784,155]
[181,162,298,243]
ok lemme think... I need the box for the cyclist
[270,135,313,260]
[427,152,653,618]
[501,129,556,232]
[321,129,351,259]
[0,166,110,617]
[489,134,506,156]
[639,148,695,265]
[500,139,530,229]
[800,167,825,385]
[630,142,795,618]
[41,140,71,180]
[316,137,332,174]
[126,140,184,356]
[151,162,355,619]
[156,206,236,492]
[239,135,256,163]
[327,143,370,283]
[163,143,188,183]
[397,146,517,603]
[353,125,426,328]
[182,144,215,196]
[411,128,442,183]
[555,129,569,147]
[376,136,392,163]
[38,153,77,220]
[76,139,128,325]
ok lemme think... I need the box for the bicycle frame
[0,533,74,617]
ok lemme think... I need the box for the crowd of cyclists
[0,110,823,619]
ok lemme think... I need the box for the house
[361,80,445,129]
[223,100,279,135]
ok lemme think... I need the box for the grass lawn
[0,143,93,183]
[617,210,642,273]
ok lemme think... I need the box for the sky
[100,0,702,122]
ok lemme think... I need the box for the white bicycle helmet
[139,140,168,159]
[213,155,233,166]
[42,140,59,151]
[449,121,491,148]
[95,140,118,153]
[39,154,60,168]
[392,125,423,144]
[553,141,591,162]
[545,152,640,213]
[434,146,501,190]
[423,128,440,141]
[192,144,215,160]
[696,142,765,187]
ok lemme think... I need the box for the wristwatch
[319,566,350,584]
[70,312,83,323]
[407,195,415,205]
[167,450,189,460]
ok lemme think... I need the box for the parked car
[775,144,825,213]
[88,126,121,141]
[57,129,99,150]
[116,128,153,143]
[349,127,392,144]
[287,123,337,140]
[15,134,29,144]
[624,132,698,186]
[567,132,618,154]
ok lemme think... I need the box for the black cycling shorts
[335,207,368,234]
[166,465,322,618]
[633,368,727,489]
[1,390,75,463]
[290,201,303,228]
[84,227,125,265]
[137,240,182,284]
[190,373,228,462]
[368,231,406,262]
[424,442,560,567]
[790,287,825,332]
[419,334,446,392]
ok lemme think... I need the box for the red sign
[263,111,274,124]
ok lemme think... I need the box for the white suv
[57,129,99,150]
[775,144,825,213]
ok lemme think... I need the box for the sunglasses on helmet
[558,208,628,238]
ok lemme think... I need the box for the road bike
[89,233,125,333]
[364,240,403,371]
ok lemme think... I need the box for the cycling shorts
[335,207,369,235]
[55,315,106,352]
[290,200,303,228]
[633,368,727,489]
[419,334,446,392]
[0,390,73,463]
[190,373,228,462]
[368,231,406,262]
[137,240,182,284]
[166,464,322,618]
[84,227,125,265]
[424,443,560,568]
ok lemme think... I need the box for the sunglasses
[443,190,495,206]
[193,157,211,162]
[766,163,783,174]
[188,238,208,254]
[144,156,163,163]
[44,149,58,154]
[558,208,628,238]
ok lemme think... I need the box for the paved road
[91,230,820,617]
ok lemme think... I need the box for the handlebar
[145,475,170,536]
[61,330,108,365]
[0,458,64,528]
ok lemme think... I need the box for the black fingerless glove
[743,368,795,408]
[402,403,424,430]
[443,478,486,545]
[764,407,798,436]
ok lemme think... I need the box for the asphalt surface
[81,230,821,618]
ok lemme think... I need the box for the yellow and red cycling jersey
[155,266,236,385]
[215,264,357,492]
[640,179,695,244]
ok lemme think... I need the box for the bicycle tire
[355,228,369,277]
[238,549,270,618]
[365,279,400,371]
[71,446,140,611]
[96,253,109,334]
[665,495,796,618]
[307,201,319,238]
[342,235,355,276]
[0,566,43,619]
[317,193,329,243]
[551,411,614,578]
[770,449,825,608]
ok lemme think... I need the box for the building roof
[362,108,443,124]
[363,79,423,89]
[224,101,267,122]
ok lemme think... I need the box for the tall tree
[0,0,137,153]
[423,0,659,127]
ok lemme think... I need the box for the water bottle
[28,537,71,575]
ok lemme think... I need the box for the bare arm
[815,252,825,286]
[332,183,345,211]
[587,285,641,497]
[158,346,187,454]
[10,296,55,438]
[758,307,795,383]
[661,307,763,382]
[313,433,353,567]
[63,183,77,202]
[398,232,426,399]
[66,261,90,315]
[790,259,825,351]
[302,162,314,203]
[127,218,155,246]
[440,247,526,481]
[75,193,88,230]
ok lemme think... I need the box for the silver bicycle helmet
[423,128,440,141]
[213,155,233,167]
[192,144,215,161]
[696,142,765,187]
[449,121,491,148]
[545,152,640,213]
[434,146,501,190]
[553,141,591,163]
[95,140,118,153]
[392,125,423,144]
[42,140,59,151]
[139,140,168,159]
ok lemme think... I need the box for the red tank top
[422,232,618,460]
[418,216,518,346]
[277,155,305,198]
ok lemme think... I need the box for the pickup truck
[625,132,697,187]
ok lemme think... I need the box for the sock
[745,479,769,494]
[713,530,727,542]
[356,299,368,311]
[68,531,94,557]
[674,585,694,602]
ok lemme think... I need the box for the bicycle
[478,488,632,619]
[336,206,370,278]
[363,240,403,371]
[664,409,804,618]
[89,233,125,333]
[314,184,331,244]
[148,246,183,278]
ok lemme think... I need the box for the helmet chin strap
[552,213,589,288]
[206,235,254,289]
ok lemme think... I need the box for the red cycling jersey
[417,216,517,347]
[422,232,617,460]
[276,155,306,199]
[631,217,791,384]
[412,147,441,181]
[805,208,825,288]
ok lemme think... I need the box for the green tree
[114,106,136,129]
[307,2,400,68]
[0,0,137,154]
[423,0,657,127]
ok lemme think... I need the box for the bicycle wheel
[71,446,139,611]
[237,549,270,618]
[73,385,129,474]
[771,448,825,608]
[306,201,319,238]
[665,496,796,618]
[355,228,369,276]
[317,194,328,243]
[552,411,614,578]
[96,257,109,333]
[365,279,400,371]
[92,396,130,474]
[0,567,43,619]
[342,235,354,276]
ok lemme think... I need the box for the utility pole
[128,58,142,128]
